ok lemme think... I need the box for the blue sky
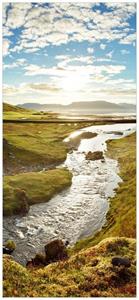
[3,2,136,105]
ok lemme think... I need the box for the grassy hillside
[3,122,94,174]
[73,132,136,252]
[4,168,72,216]
[3,237,136,297]
[3,103,30,112]
[3,102,58,120]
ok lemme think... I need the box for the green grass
[3,237,136,297]
[3,103,30,113]
[3,102,59,120]
[72,133,136,252]
[3,168,72,216]
[3,122,96,174]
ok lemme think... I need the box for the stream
[3,123,136,265]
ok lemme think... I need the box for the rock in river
[86,151,104,161]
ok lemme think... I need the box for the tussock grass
[3,237,136,297]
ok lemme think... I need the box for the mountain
[18,101,136,114]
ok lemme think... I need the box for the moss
[3,168,72,216]
[5,240,16,251]
[3,237,136,297]
[72,133,136,253]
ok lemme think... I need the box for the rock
[91,258,99,267]
[26,260,34,268]
[86,151,104,161]
[33,253,46,266]
[3,247,14,255]
[101,159,105,163]
[26,253,46,267]
[65,240,69,247]
[15,189,29,215]
[106,131,123,136]
[45,239,68,262]
[111,257,131,268]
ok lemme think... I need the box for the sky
[3,2,136,105]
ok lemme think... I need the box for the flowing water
[3,123,136,265]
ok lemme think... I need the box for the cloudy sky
[3,2,136,105]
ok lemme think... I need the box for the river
[3,123,136,265]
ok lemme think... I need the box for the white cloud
[3,3,136,54]
[87,47,94,54]
[120,33,136,45]
[3,82,61,96]
[56,55,94,69]
[106,51,114,59]
[3,84,20,95]
[2,3,136,106]
[3,27,13,37]
[3,39,10,56]
[100,44,106,50]
[24,63,126,78]
[24,82,61,93]
[5,3,32,29]
[3,58,27,70]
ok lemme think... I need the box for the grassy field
[3,237,136,297]
[3,168,72,216]
[4,122,97,174]
[72,132,136,252]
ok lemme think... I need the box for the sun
[59,73,89,91]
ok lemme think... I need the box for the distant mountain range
[18,101,136,114]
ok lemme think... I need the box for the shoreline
[3,118,136,124]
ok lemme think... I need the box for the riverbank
[4,122,96,175]
[72,132,136,253]
[4,168,72,216]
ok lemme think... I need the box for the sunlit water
[3,123,136,264]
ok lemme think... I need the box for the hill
[3,102,30,113]
[18,101,136,113]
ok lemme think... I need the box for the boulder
[86,151,104,161]
[15,189,29,215]
[45,239,68,262]
[111,257,131,268]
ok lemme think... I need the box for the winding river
[3,123,136,265]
